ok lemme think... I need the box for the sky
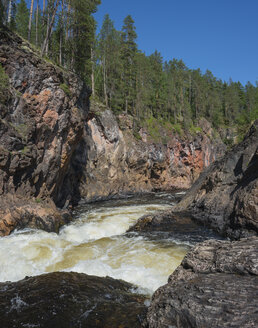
[94,0,258,86]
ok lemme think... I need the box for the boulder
[0,272,147,328]
[146,237,258,328]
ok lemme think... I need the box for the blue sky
[94,0,258,86]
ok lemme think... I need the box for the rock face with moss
[146,237,258,328]
[0,27,89,235]
[173,120,258,239]
[78,109,225,201]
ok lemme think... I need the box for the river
[0,192,218,295]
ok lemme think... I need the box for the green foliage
[0,0,5,26]
[171,123,183,136]
[121,15,138,114]
[6,0,258,140]
[15,0,29,39]
[60,83,71,97]
[189,125,202,135]
[21,146,29,154]
[0,63,9,104]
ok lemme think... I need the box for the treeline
[0,0,100,83]
[1,2,258,132]
[93,14,258,132]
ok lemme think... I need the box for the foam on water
[0,202,189,293]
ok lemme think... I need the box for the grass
[60,83,71,97]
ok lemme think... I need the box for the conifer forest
[1,0,258,139]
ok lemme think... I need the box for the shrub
[0,64,9,104]
[60,83,71,97]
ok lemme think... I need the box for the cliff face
[0,28,225,235]
[174,120,258,239]
[78,109,225,201]
[0,28,89,235]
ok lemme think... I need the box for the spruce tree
[15,0,29,39]
[121,15,137,114]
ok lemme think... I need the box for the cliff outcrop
[78,109,225,201]
[174,120,258,239]
[0,27,89,235]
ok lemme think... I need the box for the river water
[0,192,217,294]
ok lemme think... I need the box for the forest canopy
[1,0,258,137]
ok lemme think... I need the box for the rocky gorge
[0,26,258,328]
[0,26,225,236]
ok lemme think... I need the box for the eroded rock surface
[146,237,258,328]
[79,110,225,201]
[174,121,258,239]
[0,272,147,328]
[0,27,225,234]
[0,195,71,235]
[127,211,222,244]
[0,27,89,234]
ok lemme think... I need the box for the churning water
[0,193,190,294]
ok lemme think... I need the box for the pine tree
[97,14,122,108]
[121,15,137,114]
[15,0,29,39]
[28,0,34,41]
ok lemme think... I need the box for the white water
[0,202,189,294]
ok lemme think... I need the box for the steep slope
[174,120,258,239]
[0,27,89,235]
[78,109,225,201]
[0,27,225,235]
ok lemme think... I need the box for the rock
[0,272,147,328]
[78,109,225,201]
[127,211,222,244]
[173,120,258,239]
[0,27,89,206]
[0,195,71,236]
[0,27,225,233]
[146,237,258,328]
[0,27,89,234]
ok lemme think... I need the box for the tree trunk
[35,0,39,47]
[28,0,34,41]
[66,2,70,41]
[91,48,95,97]
[103,57,108,107]
[7,0,12,24]
[59,0,64,65]
[41,0,60,57]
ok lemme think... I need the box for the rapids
[0,192,191,294]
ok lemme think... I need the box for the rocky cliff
[0,27,89,235]
[78,109,225,201]
[174,120,258,239]
[0,28,225,235]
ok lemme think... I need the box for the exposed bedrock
[0,28,89,235]
[0,272,147,328]
[0,27,225,234]
[146,237,258,328]
[78,109,225,201]
[173,120,258,239]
